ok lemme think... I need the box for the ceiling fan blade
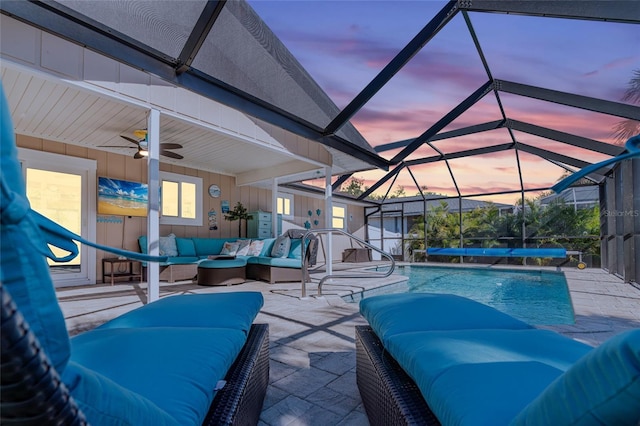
[160,150,184,160]
[120,135,141,145]
[159,143,183,150]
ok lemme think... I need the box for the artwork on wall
[97,177,148,217]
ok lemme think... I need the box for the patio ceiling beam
[496,80,640,121]
[459,1,640,24]
[375,120,505,153]
[182,69,390,169]
[391,80,495,163]
[357,164,406,201]
[507,119,624,156]
[332,174,353,191]
[0,1,177,68]
[322,0,459,137]
[176,1,226,75]
[516,143,596,170]
[404,143,514,167]
[0,1,391,170]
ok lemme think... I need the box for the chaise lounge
[356,293,640,425]
[0,84,269,425]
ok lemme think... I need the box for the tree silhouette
[613,69,640,144]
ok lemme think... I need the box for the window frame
[160,171,203,226]
[332,202,347,230]
[277,193,294,220]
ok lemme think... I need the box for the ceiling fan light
[139,149,149,157]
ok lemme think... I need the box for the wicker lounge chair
[356,325,440,426]
[0,284,269,425]
[356,293,640,426]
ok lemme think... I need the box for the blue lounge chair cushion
[359,293,532,345]
[97,292,263,334]
[69,327,246,425]
[512,328,640,426]
[0,83,70,373]
[62,361,179,426]
[385,329,592,425]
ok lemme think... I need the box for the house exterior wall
[17,135,366,283]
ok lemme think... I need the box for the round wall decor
[208,184,221,198]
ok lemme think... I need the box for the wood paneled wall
[17,135,367,283]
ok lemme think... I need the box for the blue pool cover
[427,248,567,258]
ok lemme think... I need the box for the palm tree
[613,69,640,144]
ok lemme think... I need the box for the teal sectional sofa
[356,293,640,426]
[139,234,313,283]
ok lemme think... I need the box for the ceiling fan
[100,130,184,159]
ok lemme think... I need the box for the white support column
[325,166,333,276]
[272,178,278,237]
[146,109,161,303]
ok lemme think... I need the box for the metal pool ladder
[300,228,396,298]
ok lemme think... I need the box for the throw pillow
[270,236,291,258]
[159,233,178,257]
[246,239,265,256]
[235,239,251,256]
[220,241,240,256]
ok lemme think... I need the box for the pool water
[370,265,574,325]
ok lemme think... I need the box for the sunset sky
[249,0,639,204]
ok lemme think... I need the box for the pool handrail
[301,228,395,298]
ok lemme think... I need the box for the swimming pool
[351,265,575,325]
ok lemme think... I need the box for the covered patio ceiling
[1,0,639,201]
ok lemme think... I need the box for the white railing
[300,228,395,298]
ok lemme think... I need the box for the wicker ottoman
[197,259,247,286]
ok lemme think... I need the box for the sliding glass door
[19,148,96,287]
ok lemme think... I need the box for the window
[160,171,202,226]
[277,193,294,219]
[332,203,347,230]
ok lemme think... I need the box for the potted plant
[224,202,253,237]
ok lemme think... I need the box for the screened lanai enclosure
[1,1,639,283]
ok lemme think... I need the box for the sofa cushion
[220,241,240,255]
[385,329,592,426]
[198,258,247,269]
[271,235,291,258]
[192,238,227,256]
[70,327,246,426]
[512,328,640,426]
[235,239,251,256]
[159,233,178,256]
[161,256,200,265]
[246,239,264,256]
[259,238,276,256]
[288,239,305,259]
[249,256,302,268]
[360,293,532,345]
[62,361,179,426]
[138,236,148,254]
[176,237,196,256]
[97,292,263,334]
